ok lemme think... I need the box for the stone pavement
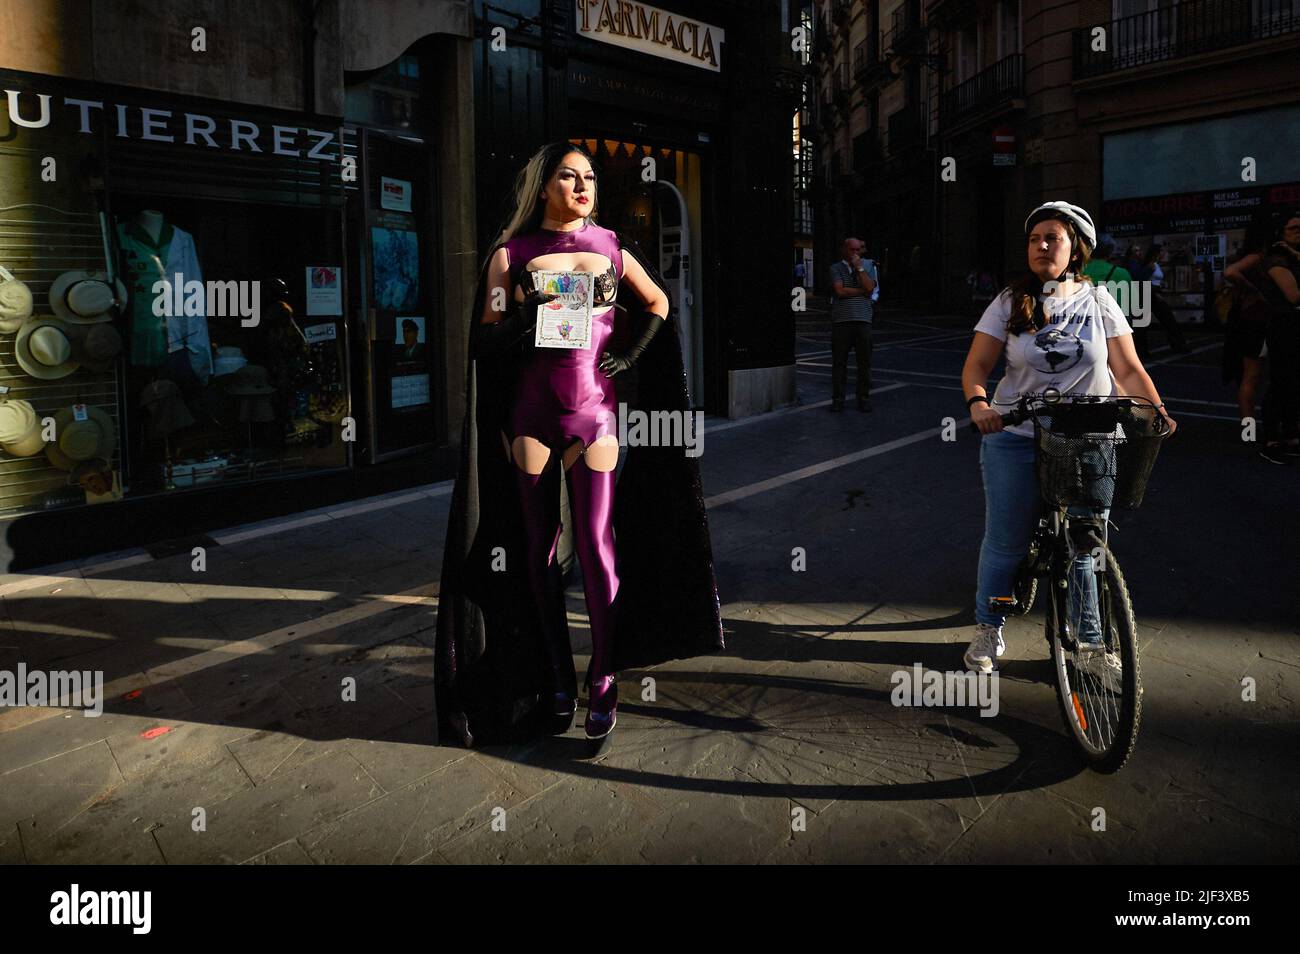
[1,315,1297,864]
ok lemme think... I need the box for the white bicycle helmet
[1024,201,1096,252]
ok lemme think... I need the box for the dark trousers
[1134,287,1187,358]
[1263,317,1300,443]
[831,320,873,403]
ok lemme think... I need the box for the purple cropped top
[501,221,626,449]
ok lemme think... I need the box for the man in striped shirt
[829,236,878,412]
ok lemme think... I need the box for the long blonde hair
[491,142,601,252]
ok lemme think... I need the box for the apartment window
[957,23,979,81]
[853,132,869,169]
[997,0,1021,59]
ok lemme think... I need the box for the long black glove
[598,311,666,377]
[470,291,556,360]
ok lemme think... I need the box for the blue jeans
[975,430,1108,639]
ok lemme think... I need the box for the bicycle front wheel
[1045,534,1142,773]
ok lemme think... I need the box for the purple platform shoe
[584,674,618,752]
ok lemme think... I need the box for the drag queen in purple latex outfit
[435,142,724,752]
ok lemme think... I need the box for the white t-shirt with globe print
[974,281,1134,439]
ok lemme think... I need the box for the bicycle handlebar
[966,396,1165,435]
[966,406,1024,433]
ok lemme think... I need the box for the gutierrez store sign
[575,0,724,73]
[1,87,340,160]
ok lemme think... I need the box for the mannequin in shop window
[436,142,723,753]
[116,208,214,388]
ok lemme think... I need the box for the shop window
[0,71,348,515]
[110,198,348,495]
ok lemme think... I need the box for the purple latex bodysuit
[501,221,624,700]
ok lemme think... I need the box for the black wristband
[966,395,990,409]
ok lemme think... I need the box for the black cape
[434,230,724,744]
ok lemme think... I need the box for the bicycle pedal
[987,596,1019,613]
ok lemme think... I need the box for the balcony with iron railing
[855,31,890,85]
[833,66,850,110]
[819,92,836,129]
[1074,0,1300,79]
[813,13,832,61]
[926,0,976,26]
[884,0,925,55]
[940,53,1024,128]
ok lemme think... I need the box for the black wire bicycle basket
[1031,401,1169,510]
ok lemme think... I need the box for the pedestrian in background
[1259,212,1300,462]
[1082,233,1132,305]
[1222,213,1278,435]
[1135,244,1190,356]
[967,264,997,314]
[829,236,877,412]
[1123,244,1144,282]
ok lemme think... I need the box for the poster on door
[380,177,412,212]
[305,266,342,316]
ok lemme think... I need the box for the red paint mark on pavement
[140,726,173,739]
[123,690,143,700]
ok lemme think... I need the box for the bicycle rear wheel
[1045,534,1142,773]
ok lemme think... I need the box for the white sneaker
[964,623,1005,673]
[1076,645,1123,695]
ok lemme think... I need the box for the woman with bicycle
[960,201,1177,677]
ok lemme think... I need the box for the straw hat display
[0,267,34,334]
[139,378,196,437]
[225,364,276,396]
[44,405,116,471]
[71,323,124,372]
[212,345,248,378]
[48,270,128,324]
[224,364,277,423]
[15,316,80,379]
[69,457,115,497]
[0,399,46,457]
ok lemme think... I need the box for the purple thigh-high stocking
[514,462,576,699]
[564,453,620,684]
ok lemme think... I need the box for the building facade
[811,0,942,306]
[0,0,476,568]
[0,0,807,568]
[472,0,802,418]
[811,0,1300,312]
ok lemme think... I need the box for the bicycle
[970,390,1171,773]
